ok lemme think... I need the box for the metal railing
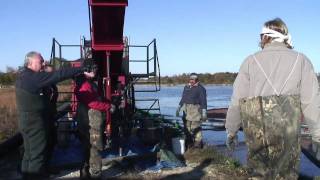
[50,38,85,132]
[129,39,161,114]
[129,39,161,92]
[50,38,89,68]
[134,98,161,113]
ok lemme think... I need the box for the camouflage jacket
[226,42,320,139]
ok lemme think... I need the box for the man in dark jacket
[16,51,93,179]
[176,73,207,149]
[42,64,59,172]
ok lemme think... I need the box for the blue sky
[1,0,319,75]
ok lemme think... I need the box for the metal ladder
[129,39,161,114]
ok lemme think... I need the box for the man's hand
[84,71,95,78]
[201,109,207,121]
[109,104,116,113]
[226,132,238,151]
[176,106,181,117]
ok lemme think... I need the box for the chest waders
[182,104,203,148]
[16,88,47,174]
[77,102,103,178]
[240,95,301,179]
[238,53,302,179]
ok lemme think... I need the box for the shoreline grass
[0,85,71,143]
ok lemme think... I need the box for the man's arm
[36,67,84,89]
[225,57,250,135]
[179,86,187,106]
[199,86,207,109]
[300,55,320,141]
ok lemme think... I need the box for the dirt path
[52,146,248,179]
[0,146,248,180]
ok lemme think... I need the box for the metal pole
[52,38,55,66]
[153,39,157,75]
[147,45,149,75]
[59,45,62,60]
[105,51,112,148]
[80,36,83,59]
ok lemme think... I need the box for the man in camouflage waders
[225,18,320,179]
[75,61,114,179]
[176,73,207,149]
[16,51,92,179]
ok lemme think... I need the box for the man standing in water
[176,73,207,149]
[225,18,320,179]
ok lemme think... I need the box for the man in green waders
[225,18,320,179]
[74,60,113,179]
[16,51,94,179]
[176,73,207,149]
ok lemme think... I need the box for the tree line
[0,58,71,86]
[1,68,320,86]
[161,72,238,85]
[162,72,320,85]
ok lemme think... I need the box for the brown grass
[0,85,72,143]
[0,88,17,143]
[109,146,248,179]
[57,84,72,102]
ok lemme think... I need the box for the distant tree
[6,66,16,73]
[52,57,72,69]
[167,77,174,84]
[160,72,237,85]
[0,68,17,85]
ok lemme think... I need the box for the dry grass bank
[108,146,248,180]
[0,85,72,143]
[0,88,17,143]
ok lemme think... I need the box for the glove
[312,139,320,160]
[226,132,238,151]
[201,109,207,121]
[84,71,95,78]
[109,104,116,113]
[176,106,181,117]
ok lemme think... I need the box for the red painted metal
[89,0,127,51]
[70,61,82,117]
[91,44,124,51]
[88,0,128,143]
[117,75,126,86]
[90,0,128,6]
[90,2,128,7]
[104,75,112,137]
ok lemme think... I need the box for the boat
[204,108,227,130]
